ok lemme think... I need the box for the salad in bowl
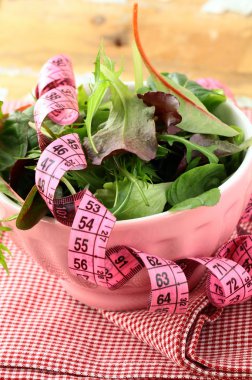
[0,4,252,311]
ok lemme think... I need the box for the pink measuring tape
[34,55,79,151]
[34,57,252,313]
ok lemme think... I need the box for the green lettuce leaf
[0,111,29,171]
[16,185,49,230]
[167,163,226,206]
[170,188,221,211]
[161,73,226,112]
[95,179,170,220]
[159,134,219,163]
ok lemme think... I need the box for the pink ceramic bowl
[1,100,252,311]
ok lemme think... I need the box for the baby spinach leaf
[133,3,237,138]
[184,82,225,112]
[0,111,29,171]
[167,163,226,206]
[162,73,226,112]
[169,188,221,211]
[159,134,219,163]
[96,179,170,220]
[16,185,49,230]
[163,73,188,86]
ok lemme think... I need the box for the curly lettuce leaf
[84,57,157,164]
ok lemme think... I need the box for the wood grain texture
[0,0,251,98]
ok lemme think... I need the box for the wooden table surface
[0,0,252,99]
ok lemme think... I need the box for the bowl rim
[1,99,252,227]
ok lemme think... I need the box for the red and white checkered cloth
[0,102,252,379]
[1,226,252,380]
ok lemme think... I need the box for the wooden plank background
[0,0,251,99]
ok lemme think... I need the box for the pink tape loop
[36,54,76,98]
[34,55,79,151]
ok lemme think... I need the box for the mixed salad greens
[0,3,252,272]
[0,47,250,226]
[1,4,252,234]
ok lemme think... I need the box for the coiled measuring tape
[34,56,252,313]
[34,54,79,151]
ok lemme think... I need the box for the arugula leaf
[96,179,170,219]
[133,3,238,138]
[169,188,221,211]
[132,41,144,91]
[85,79,109,153]
[96,179,133,214]
[0,222,13,274]
[167,163,226,206]
[0,101,3,119]
[84,59,157,164]
[159,134,219,163]
[65,166,107,192]
[156,144,171,159]
[0,242,11,274]
[77,84,89,112]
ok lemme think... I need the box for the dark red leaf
[138,91,182,133]
[190,134,241,157]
